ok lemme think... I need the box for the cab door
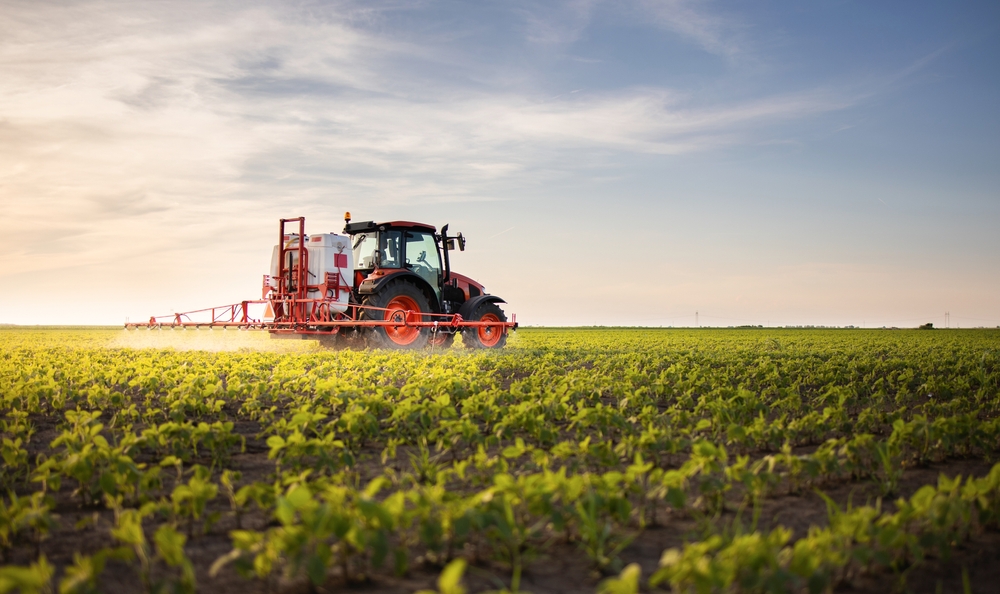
[404,231,443,301]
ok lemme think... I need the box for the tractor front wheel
[362,281,432,349]
[462,302,508,349]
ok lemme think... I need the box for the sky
[1,0,998,328]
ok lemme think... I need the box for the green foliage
[416,558,468,594]
[1,327,1000,592]
[0,492,55,555]
[597,563,641,594]
[0,556,54,594]
[109,504,195,594]
[58,551,109,594]
[212,479,399,588]
[167,465,219,537]
[650,466,1000,594]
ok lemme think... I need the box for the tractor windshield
[354,230,421,271]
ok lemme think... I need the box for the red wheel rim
[477,313,503,347]
[384,295,422,345]
[429,332,449,346]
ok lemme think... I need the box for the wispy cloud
[635,0,747,58]
[513,0,746,58]
[877,45,953,91]
[516,0,602,46]
[0,2,850,197]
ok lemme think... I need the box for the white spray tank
[268,233,354,317]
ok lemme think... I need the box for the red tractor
[342,214,511,349]
[128,214,516,350]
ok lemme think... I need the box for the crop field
[1,326,999,594]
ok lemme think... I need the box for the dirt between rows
[9,417,1000,593]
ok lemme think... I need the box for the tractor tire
[462,302,508,349]
[361,280,432,349]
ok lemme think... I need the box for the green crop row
[0,327,997,593]
[648,463,1000,594]
[3,461,999,594]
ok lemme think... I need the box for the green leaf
[437,558,467,594]
[597,563,640,594]
[305,554,327,586]
[153,525,188,567]
[0,556,54,594]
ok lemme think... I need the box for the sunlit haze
[2,1,998,327]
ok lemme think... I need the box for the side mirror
[457,233,466,251]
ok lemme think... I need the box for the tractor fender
[458,295,506,320]
[357,270,440,311]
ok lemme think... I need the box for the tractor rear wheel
[462,302,507,349]
[362,280,431,349]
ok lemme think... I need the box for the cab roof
[345,220,437,234]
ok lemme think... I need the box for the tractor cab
[345,216,483,313]
[349,221,442,300]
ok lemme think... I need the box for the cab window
[352,231,403,269]
[404,231,442,290]
[352,233,378,269]
[379,231,402,268]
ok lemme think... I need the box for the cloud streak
[636,0,747,58]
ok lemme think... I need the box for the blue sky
[1,0,998,327]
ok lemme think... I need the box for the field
[1,326,999,594]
